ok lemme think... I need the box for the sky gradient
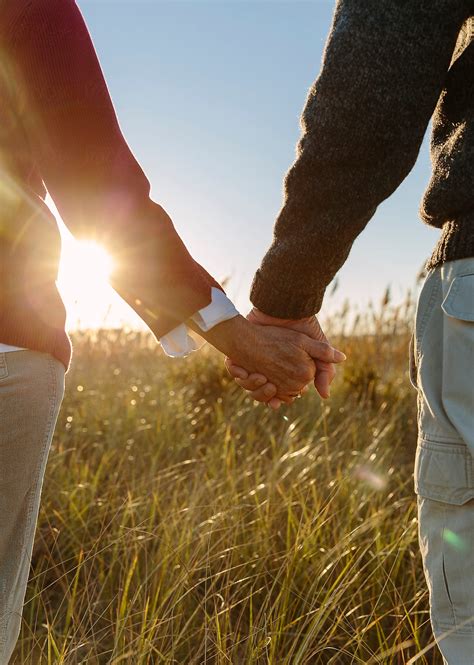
[58,0,440,329]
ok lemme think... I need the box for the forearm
[251,0,467,318]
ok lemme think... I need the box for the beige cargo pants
[412,257,474,664]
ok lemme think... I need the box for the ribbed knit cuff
[427,218,474,271]
[250,270,326,319]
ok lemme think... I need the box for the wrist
[196,314,250,358]
[249,307,314,327]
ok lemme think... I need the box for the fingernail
[334,350,347,361]
[256,377,266,386]
[264,385,274,396]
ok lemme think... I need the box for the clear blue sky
[75,0,439,317]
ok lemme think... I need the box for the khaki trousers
[0,351,65,665]
[413,258,474,664]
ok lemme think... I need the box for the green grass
[13,298,443,664]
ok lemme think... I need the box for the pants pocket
[440,273,474,453]
[415,439,474,505]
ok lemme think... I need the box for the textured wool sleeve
[6,0,222,339]
[250,0,468,319]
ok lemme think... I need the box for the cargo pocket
[0,353,8,380]
[415,438,474,505]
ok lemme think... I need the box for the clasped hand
[206,308,346,409]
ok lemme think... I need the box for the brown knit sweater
[251,1,474,319]
[0,0,221,370]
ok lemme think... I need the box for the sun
[57,239,116,328]
[47,193,145,331]
[59,240,114,287]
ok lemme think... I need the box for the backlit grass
[13,295,443,664]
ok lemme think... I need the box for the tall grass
[12,293,443,664]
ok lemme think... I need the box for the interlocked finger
[235,373,269,392]
[249,383,278,403]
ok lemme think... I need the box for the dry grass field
[12,295,444,664]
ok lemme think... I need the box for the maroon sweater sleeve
[4,0,222,338]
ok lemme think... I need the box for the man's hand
[225,308,344,407]
[197,314,345,404]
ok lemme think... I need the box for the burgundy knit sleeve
[6,0,222,338]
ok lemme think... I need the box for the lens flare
[442,528,467,552]
[354,464,387,491]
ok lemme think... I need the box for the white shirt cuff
[160,287,239,358]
